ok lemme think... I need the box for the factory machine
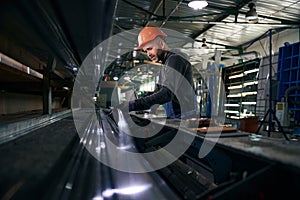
[1,108,300,200]
[42,108,300,200]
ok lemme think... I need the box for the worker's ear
[160,40,166,50]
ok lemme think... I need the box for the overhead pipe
[114,17,298,27]
[39,1,81,66]
[114,12,220,21]
[17,0,80,77]
[145,0,164,26]
[0,52,43,79]
[242,26,300,50]
[160,0,184,27]
[220,51,260,60]
[121,0,160,17]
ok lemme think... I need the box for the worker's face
[142,39,165,62]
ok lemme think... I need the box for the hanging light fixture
[245,3,258,23]
[188,1,208,10]
[201,38,209,49]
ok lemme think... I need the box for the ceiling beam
[37,1,81,66]
[146,0,165,26]
[18,1,78,67]
[113,17,299,26]
[190,0,254,39]
[240,26,300,50]
[0,63,42,81]
[121,0,160,17]
[160,0,184,27]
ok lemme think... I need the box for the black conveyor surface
[0,116,78,200]
[0,112,182,200]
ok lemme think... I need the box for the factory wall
[222,29,299,67]
[246,28,300,57]
[0,92,62,115]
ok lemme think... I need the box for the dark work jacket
[129,51,195,116]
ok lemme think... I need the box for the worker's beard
[156,49,165,62]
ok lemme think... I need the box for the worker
[119,26,196,119]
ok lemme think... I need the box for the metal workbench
[1,109,300,200]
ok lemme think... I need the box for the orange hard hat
[136,26,167,50]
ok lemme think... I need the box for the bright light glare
[241,102,256,105]
[102,185,151,197]
[116,145,132,150]
[228,85,242,90]
[102,189,114,197]
[229,73,243,79]
[92,196,104,200]
[124,76,131,81]
[188,1,208,10]
[224,110,239,114]
[224,104,240,107]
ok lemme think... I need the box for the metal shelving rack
[222,59,260,120]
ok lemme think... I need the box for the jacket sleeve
[129,53,192,112]
[129,85,173,111]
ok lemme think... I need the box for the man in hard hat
[124,26,196,119]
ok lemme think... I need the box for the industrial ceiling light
[245,2,258,23]
[201,38,209,48]
[188,1,208,10]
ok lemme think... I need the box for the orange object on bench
[190,126,237,134]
